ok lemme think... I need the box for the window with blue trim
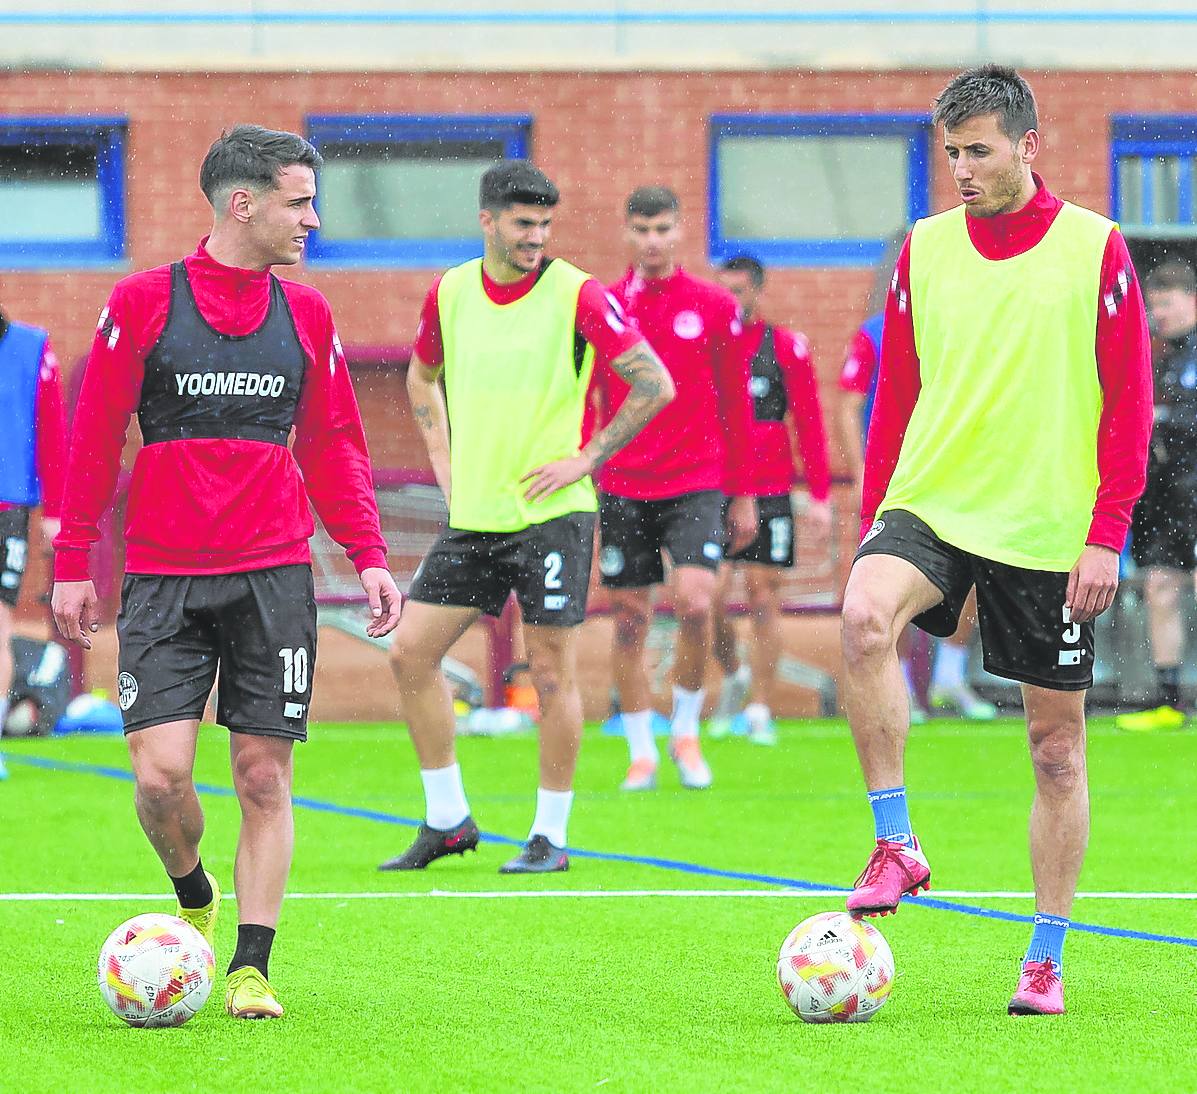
[0,117,126,268]
[306,115,531,267]
[1112,116,1197,237]
[709,114,931,266]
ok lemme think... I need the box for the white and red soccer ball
[777,911,895,1023]
[98,913,215,1027]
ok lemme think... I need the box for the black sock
[169,859,213,910]
[1157,665,1181,709]
[229,924,276,979]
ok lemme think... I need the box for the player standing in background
[840,310,997,723]
[1116,259,1197,731]
[0,306,67,774]
[379,161,672,875]
[591,186,757,791]
[707,256,832,745]
[52,125,401,1019]
[840,66,1151,1015]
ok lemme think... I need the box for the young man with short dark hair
[1116,258,1197,731]
[53,124,401,1019]
[380,160,672,875]
[592,186,758,791]
[708,255,831,744]
[840,66,1151,1015]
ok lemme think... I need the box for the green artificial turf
[1,718,1195,1093]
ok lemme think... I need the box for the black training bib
[138,262,307,446]
[748,325,787,423]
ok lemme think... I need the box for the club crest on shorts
[117,672,139,711]
[599,546,625,577]
[672,311,704,340]
[861,519,885,546]
[703,541,723,561]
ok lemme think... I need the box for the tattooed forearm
[413,404,434,431]
[584,343,675,471]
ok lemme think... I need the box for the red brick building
[1,65,1189,711]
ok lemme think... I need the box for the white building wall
[1,1,1196,72]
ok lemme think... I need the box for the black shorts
[0,507,30,608]
[854,510,1094,692]
[726,494,795,567]
[1131,457,1197,571]
[409,511,595,626]
[598,490,725,587]
[117,564,317,740]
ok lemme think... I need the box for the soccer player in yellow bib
[840,67,1152,1015]
[379,161,673,874]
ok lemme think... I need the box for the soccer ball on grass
[98,913,215,1027]
[777,911,895,1023]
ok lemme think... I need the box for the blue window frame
[709,114,931,266]
[1112,116,1197,237]
[0,116,127,268]
[306,115,531,267]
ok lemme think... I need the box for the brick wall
[0,65,1182,517]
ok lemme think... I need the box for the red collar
[480,262,542,306]
[186,237,273,292]
[964,173,1064,261]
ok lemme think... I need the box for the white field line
[1,889,1195,902]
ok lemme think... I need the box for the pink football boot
[1008,959,1065,1016]
[846,837,932,918]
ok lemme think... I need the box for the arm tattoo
[586,343,673,470]
[413,404,434,431]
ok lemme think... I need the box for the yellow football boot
[175,872,221,951]
[225,966,284,1019]
[1115,705,1187,733]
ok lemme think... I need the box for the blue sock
[867,786,913,846]
[1024,913,1069,972]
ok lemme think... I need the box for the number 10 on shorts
[279,647,309,693]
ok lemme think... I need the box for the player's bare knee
[841,597,896,666]
[388,636,436,686]
[613,609,649,650]
[1028,722,1085,789]
[674,592,712,631]
[234,753,291,813]
[134,765,192,816]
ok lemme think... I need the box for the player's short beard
[978,154,1029,218]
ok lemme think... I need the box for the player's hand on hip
[1065,545,1119,624]
[51,580,99,650]
[360,567,403,637]
[520,454,593,502]
[727,495,758,554]
[802,499,833,547]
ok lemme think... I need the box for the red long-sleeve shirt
[54,240,387,582]
[862,177,1152,553]
[736,319,832,500]
[0,336,67,518]
[589,266,756,499]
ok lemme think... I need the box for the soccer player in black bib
[52,126,401,1019]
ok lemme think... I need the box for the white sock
[670,686,705,739]
[932,642,968,689]
[529,787,574,848]
[745,702,770,728]
[624,710,658,764]
[420,763,470,830]
[899,657,917,698]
